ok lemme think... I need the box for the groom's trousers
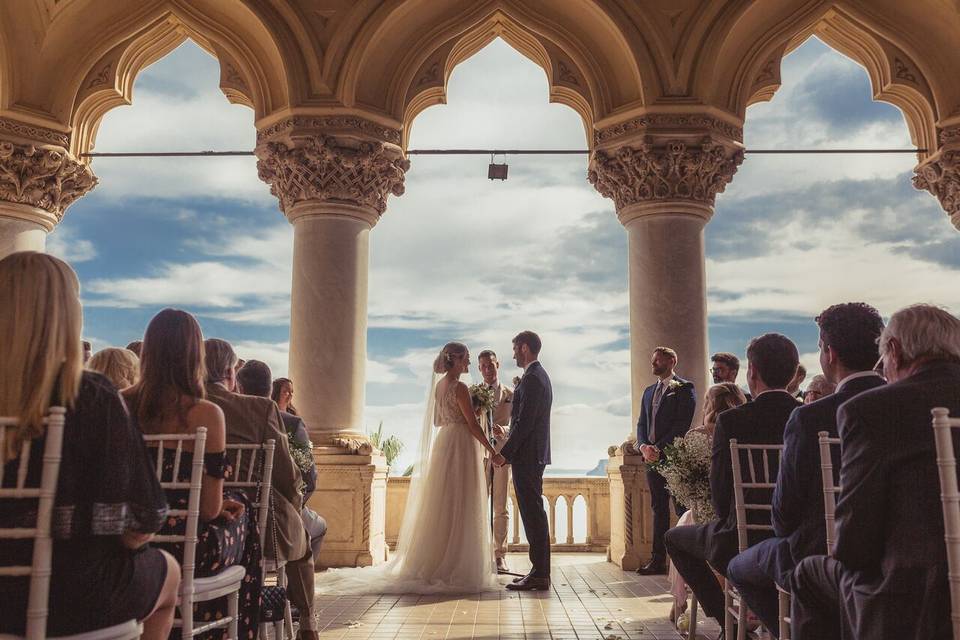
[512,463,550,578]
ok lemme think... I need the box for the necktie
[650,381,665,442]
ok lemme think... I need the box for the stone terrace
[312,554,720,640]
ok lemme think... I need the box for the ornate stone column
[255,115,409,567]
[914,124,960,231]
[590,114,743,569]
[0,118,97,258]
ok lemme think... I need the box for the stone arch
[336,0,650,148]
[699,2,944,157]
[11,0,291,158]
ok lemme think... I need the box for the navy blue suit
[726,374,883,635]
[636,375,696,562]
[501,361,552,577]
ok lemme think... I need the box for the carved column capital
[913,140,960,230]
[588,136,743,222]
[255,116,409,224]
[0,140,97,227]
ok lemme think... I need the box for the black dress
[153,448,262,640]
[0,372,169,635]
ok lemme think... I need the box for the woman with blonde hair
[0,252,178,639]
[87,347,140,390]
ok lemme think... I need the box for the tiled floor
[312,553,721,640]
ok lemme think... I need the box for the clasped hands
[636,443,660,463]
[491,453,507,467]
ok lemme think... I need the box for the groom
[497,330,553,591]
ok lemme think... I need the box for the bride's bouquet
[468,383,496,413]
[649,430,716,522]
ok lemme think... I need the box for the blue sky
[53,37,960,471]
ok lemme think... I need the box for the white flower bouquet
[650,430,716,522]
[288,435,315,477]
[468,383,496,413]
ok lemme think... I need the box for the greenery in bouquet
[468,383,496,413]
[649,430,716,522]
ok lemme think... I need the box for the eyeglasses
[873,355,884,374]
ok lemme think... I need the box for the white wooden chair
[724,440,784,640]
[932,407,960,640]
[144,429,245,640]
[0,408,141,640]
[817,431,843,554]
[221,441,292,640]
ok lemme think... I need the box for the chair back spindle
[932,408,960,639]
[817,431,843,554]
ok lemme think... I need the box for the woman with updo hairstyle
[433,341,469,374]
[87,347,141,390]
[0,252,178,639]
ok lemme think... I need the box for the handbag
[256,448,288,623]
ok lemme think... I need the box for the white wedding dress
[315,375,501,594]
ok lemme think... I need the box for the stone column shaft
[256,115,409,567]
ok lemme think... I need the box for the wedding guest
[126,310,261,640]
[205,339,318,640]
[802,374,835,404]
[87,346,140,390]
[710,352,740,384]
[668,382,747,624]
[786,364,806,400]
[0,252,177,640]
[727,303,884,636]
[272,377,298,416]
[126,340,143,357]
[634,346,697,575]
[791,304,960,640]
[82,339,92,363]
[664,333,799,630]
[237,360,327,564]
[478,349,514,572]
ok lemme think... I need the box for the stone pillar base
[607,447,651,570]
[306,447,388,567]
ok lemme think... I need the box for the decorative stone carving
[85,62,112,90]
[0,118,69,147]
[0,141,97,221]
[595,114,743,146]
[256,133,409,216]
[257,115,401,146]
[913,149,960,229]
[588,138,743,210]
[331,434,376,455]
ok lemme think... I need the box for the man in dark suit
[791,304,960,640]
[498,330,552,591]
[664,333,800,627]
[727,303,885,636]
[204,340,318,640]
[633,346,697,574]
[237,360,327,564]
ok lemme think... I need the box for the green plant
[369,420,404,472]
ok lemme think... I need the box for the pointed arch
[336,0,650,148]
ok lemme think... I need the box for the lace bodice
[434,381,468,427]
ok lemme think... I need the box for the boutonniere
[512,376,522,388]
[667,379,684,392]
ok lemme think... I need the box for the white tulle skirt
[315,422,502,594]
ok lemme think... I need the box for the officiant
[478,349,514,572]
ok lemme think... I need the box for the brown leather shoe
[505,575,550,591]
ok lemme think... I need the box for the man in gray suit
[204,340,318,640]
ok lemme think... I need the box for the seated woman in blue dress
[124,308,262,639]
[0,251,179,640]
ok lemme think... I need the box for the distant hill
[586,459,608,476]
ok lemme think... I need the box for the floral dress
[154,448,262,640]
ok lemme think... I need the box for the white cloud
[47,227,97,263]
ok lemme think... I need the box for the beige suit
[483,382,513,559]
[205,383,317,630]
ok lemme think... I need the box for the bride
[315,342,504,593]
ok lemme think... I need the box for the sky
[54,37,960,473]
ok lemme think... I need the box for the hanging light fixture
[488,152,508,180]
